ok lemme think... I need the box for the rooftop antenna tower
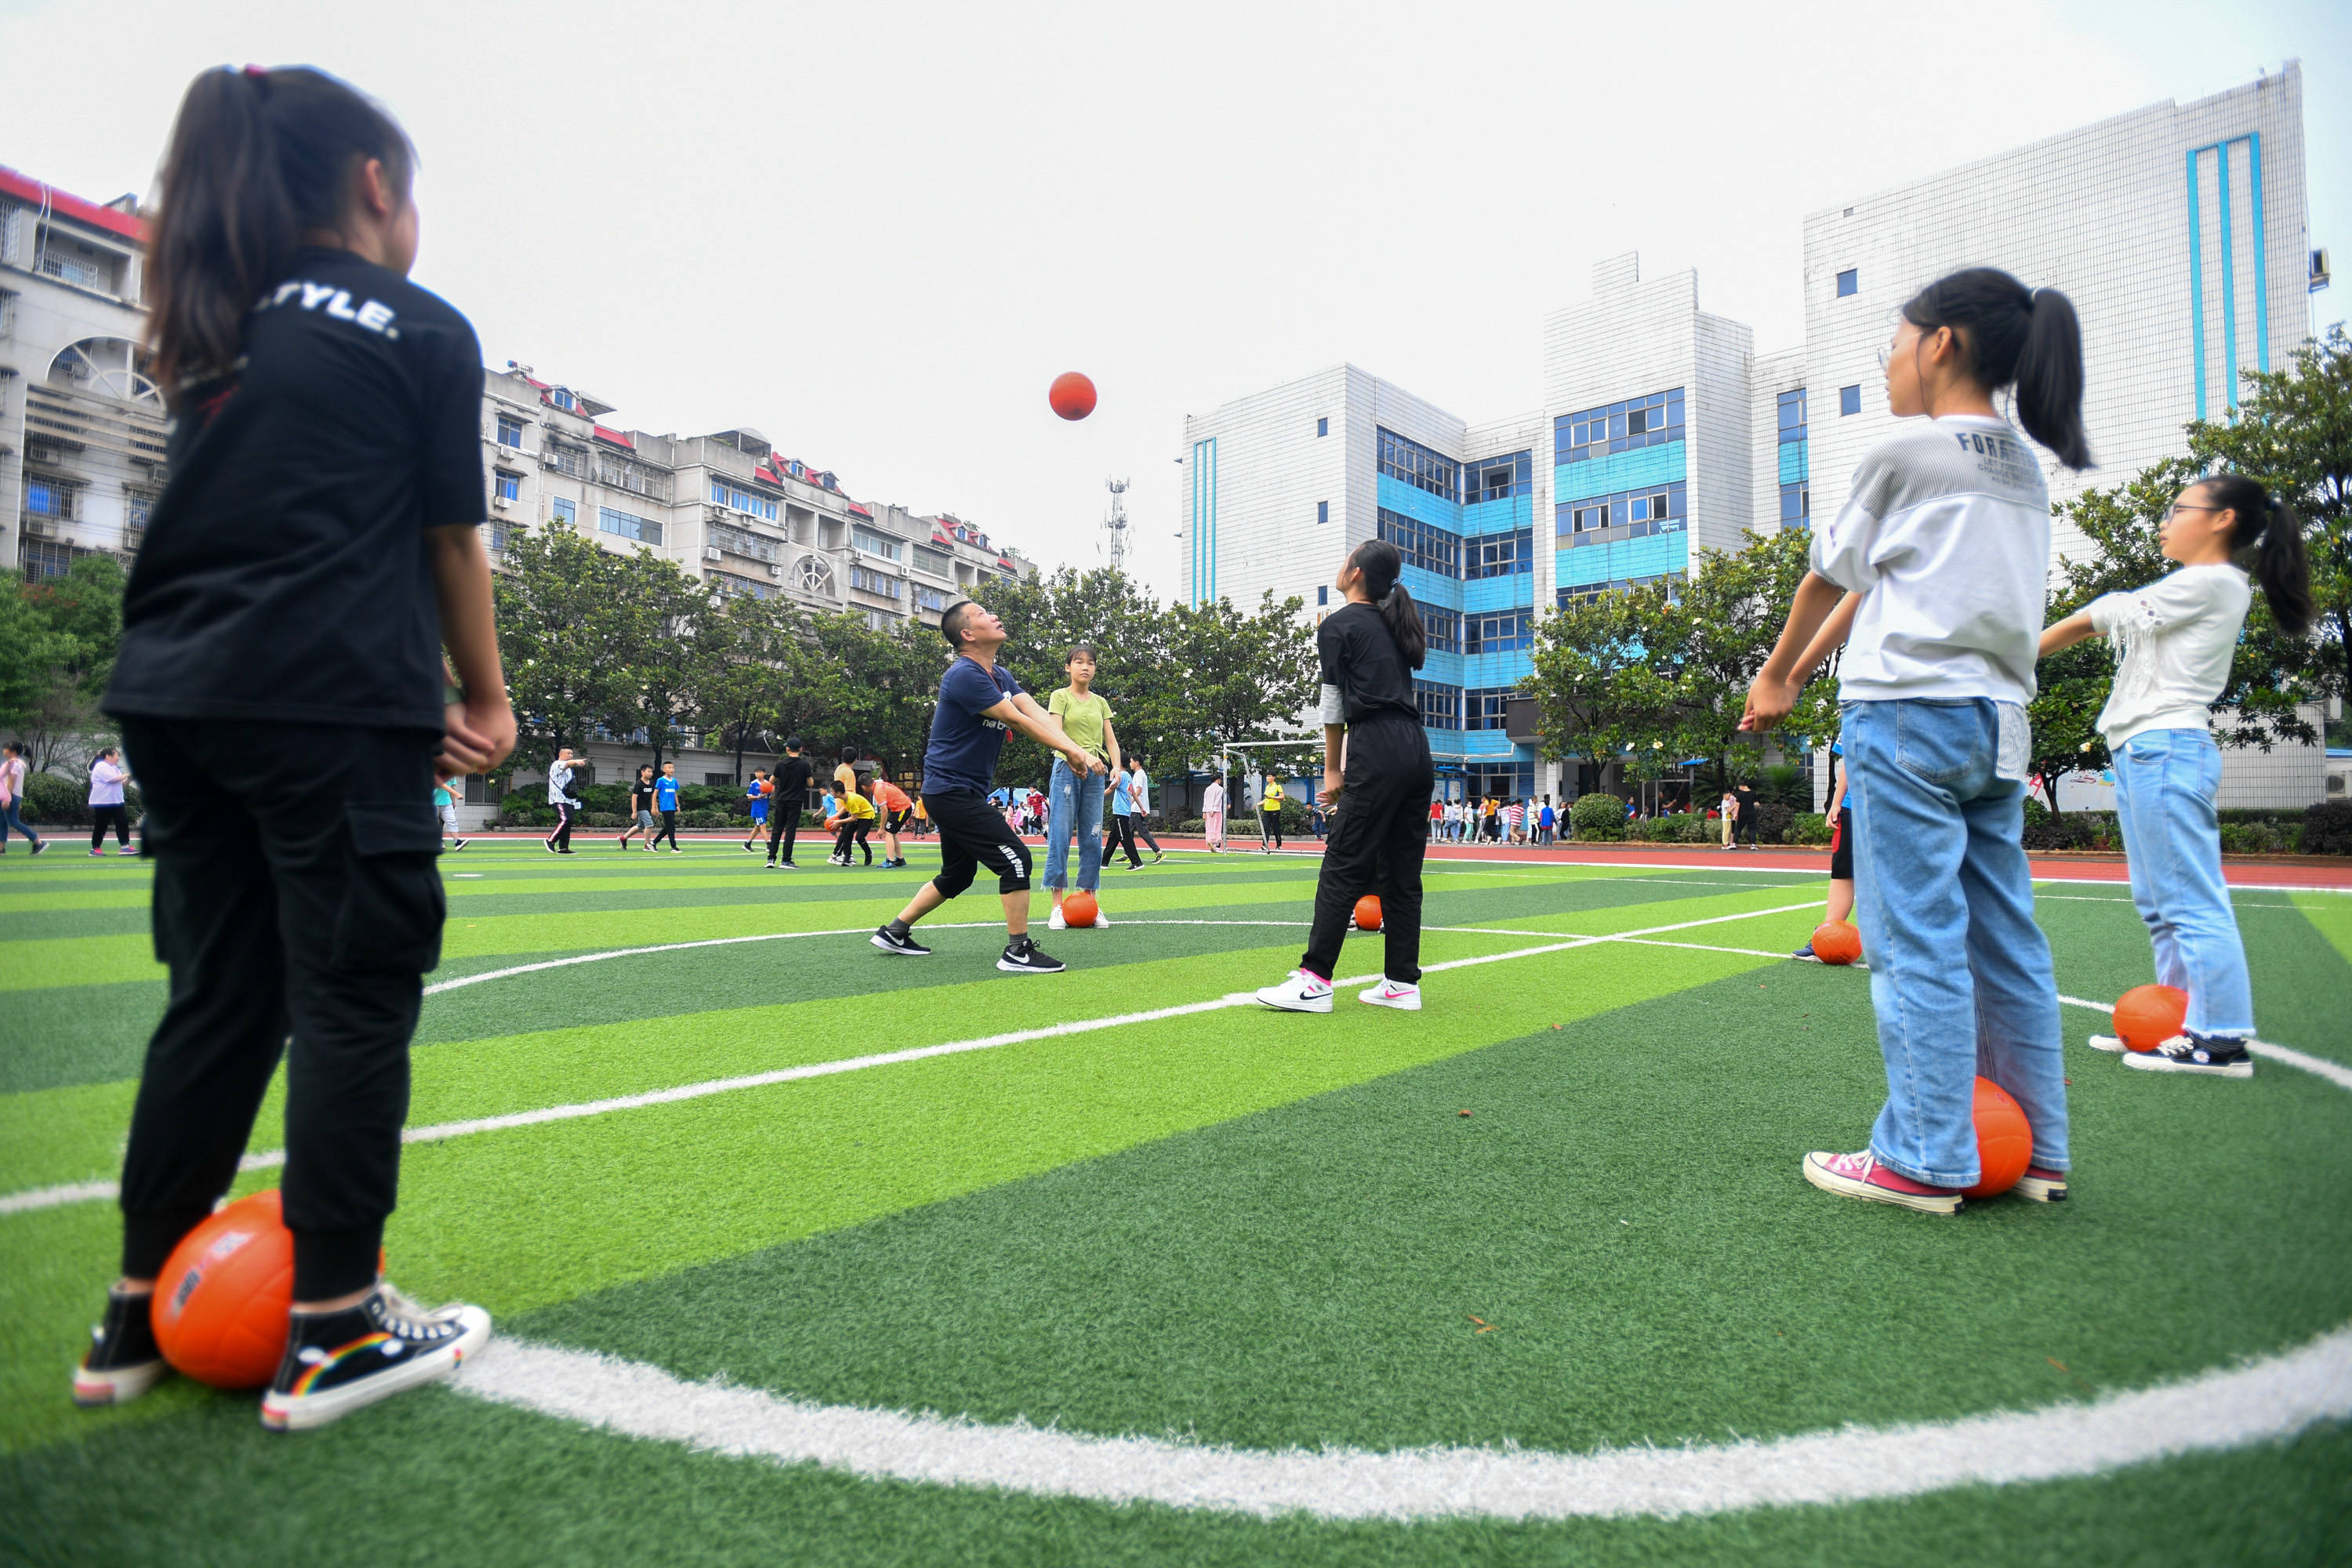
[1102,477,1131,572]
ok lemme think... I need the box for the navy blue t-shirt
[923,657,1022,797]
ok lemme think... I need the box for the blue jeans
[1043,757,1103,891]
[1,799,38,844]
[2111,728,2252,1037]
[1844,699,2068,1185]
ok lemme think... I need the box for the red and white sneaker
[2013,1165,2069,1202]
[1358,978,1421,1011]
[1802,1149,1965,1214]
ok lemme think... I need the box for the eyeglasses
[2161,502,2220,523]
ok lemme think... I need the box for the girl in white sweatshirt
[2040,474,2314,1078]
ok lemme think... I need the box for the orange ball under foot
[1962,1076,2034,1199]
[2112,983,2188,1051]
[151,1190,296,1389]
[1062,890,1098,927]
[1353,895,1382,932]
[1809,921,1862,965]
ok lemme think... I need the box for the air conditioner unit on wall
[767,562,782,577]
[703,546,723,561]
[491,495,512,510]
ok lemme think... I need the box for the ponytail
[147,65,414,403]
[1344,538,1426,670]
[1901,267,2091,470]
[2196,474,2314,637]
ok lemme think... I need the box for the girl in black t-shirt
[74,66,513,1433]
[1257,539,1436,1014]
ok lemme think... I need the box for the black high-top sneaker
[997,934,1066,974]
[260,1283,491,1432]
[71,1287,171,1406]
[2123,1033,2254,1079]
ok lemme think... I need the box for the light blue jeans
[1044,756,1104,892]
[2110,728,2252,1037]
[1844,699,2069,1185]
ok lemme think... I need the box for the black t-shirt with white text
[1318,601,1420,724]
[106,249,486,732]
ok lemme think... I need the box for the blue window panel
[1838,384,1862,416]
[1377,427,1459,501]
[1549,439,1684,510]
[494,470,520,503]
[1317,499,1329,524]
[1777,387,1808,443]
[1614,530,1689,579]
[1317,585,1328,606]
[1461,494,1535,534]
[1462,651,1534,691]
[1553,388,1684,463]
[1413,678,1463,731]
[1461,574,1534,615]
[1454,730,1519,758]
[1465,450,1534,503]
[1780,481,1811,527]
[1556,547,1616,590]
[1316,417,1329,437]
[1189,437,1218,605]
[1555,481,1687,546]
[1398,561,1464,611]
[1778,441,1809,485]
[1377,473,1461,532]
[1417,648,1465,685]
[1836,268,1858,298]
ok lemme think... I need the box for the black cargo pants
[1300,712,1434,985]
[115,718,444,1301]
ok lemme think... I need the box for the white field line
[451,1321,2352,1523]
[0,902,1817,1218]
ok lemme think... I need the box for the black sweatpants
[924,789,1032,899]
[1301,713,1433,984]
[1734,812,1758,848]
[835,819,873,863]
[1107,814,1142,868]
[114,718,443,1301]
[652,809,680,849]
[1261,808,1283,848]
[547,801,575,851]
[767,810,800,864]
[90,804,132,851]
[1131,812,1161,855]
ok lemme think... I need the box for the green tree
[1644,529,1817,794]
[608,549,708,771]
[1524,584,1653,793]
[0,572,76,746]
[1160,590,1319,783]
[494,523,636,772]
[9,554,128,772]
[697,592,797,782]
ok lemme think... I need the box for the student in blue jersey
[1746,266,2087,1215]
[71,65,510,1430]
[740,768,771,853]
[651,760,682,851]
[872,600,1102,972]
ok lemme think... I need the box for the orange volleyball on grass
[151,1190,296,1388]
[1354,895,1382,932]
[1962,1076,2034,1199]
[1809,921,1862,965]
[1048,372,1097,421]
[2112,984,2188,1052]
[1062,890,1098,927]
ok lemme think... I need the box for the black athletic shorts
[923,789,1032,898]
[1829,805,1853,881]
[884,806,913,834]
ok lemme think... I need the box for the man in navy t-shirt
[873,599,1102,972]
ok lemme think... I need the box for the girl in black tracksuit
[1256,538,1433,1012]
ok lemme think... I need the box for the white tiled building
[1181,64,2332,808]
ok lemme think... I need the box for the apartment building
[0,168,163,581]
[1182,65,2331,807]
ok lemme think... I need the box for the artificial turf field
[2,839,2350,1566]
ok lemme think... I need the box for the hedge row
[9,772,143,828]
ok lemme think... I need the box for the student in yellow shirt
[826,787,878,866]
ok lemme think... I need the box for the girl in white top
[88,747,134,855]
[2040,474,2314,1077]
[1744,266,2091,1216]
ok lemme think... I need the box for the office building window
[1414,679,1461,730]
[1465,688,1515,731]
[549,389,576,412]
[709,521,779,561]
[1555,388,1683,464]
[599,506,662,545]
[551,496,577,528]
[1466,527,1533,580]
[710,480,780,522]
[1839,384,1862,416]
[1422,608,1461,654]
[1465,611,1530,655]
[1317,586,1328,606]
[496,412,526,448]
[1777,387,1807,443]
[1555,482,1687,544]
[1780,481,1810,526]
[851,525,903,562]
[1317,500,1329,524]
[1835,268,1858,298]
[1468,450,1533,503]
[24,477,73,518]
[1377,507,1461,578]
[1316,417,1329,437]
[851,564,902,599]
[125,488,157,532]
[493,470,521,503]
[915,585,950,613]
[1377,427,1458,500]
[1557,572,1684,609]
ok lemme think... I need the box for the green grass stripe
[0,886,1822,1195]
[2294,889,2352,969]
[0,934,158,991]
[0,889,152,913]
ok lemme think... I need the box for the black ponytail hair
[147,65,415,402]
[1901,267,2092,470]
[1345,538,1427,670]
[2194,474,2314,637]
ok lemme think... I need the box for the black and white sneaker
[871,922,931,956]
[2123,1033,2255,1079]
[448,838,469,851]
[1790,943,1821,962]
[71,1287,171,1406]
[260,1283,491,1432]
[997,935,1066,974]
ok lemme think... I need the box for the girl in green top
[1044,644,1121,929]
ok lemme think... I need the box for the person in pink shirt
[0,741,46,855]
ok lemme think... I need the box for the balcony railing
[597,456,672,502]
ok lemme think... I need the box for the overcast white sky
[2,0,2344,599]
